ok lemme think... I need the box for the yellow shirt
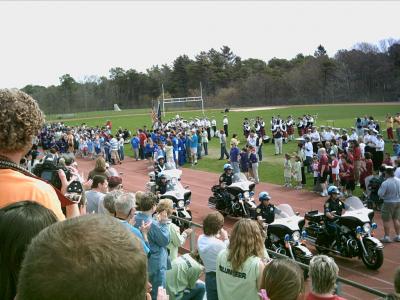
[0,169,65,220]
[386,117,393,129]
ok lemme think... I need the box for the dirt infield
[76,156,398,299]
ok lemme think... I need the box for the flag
[157,102,162,122]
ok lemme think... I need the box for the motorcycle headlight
[249,191,255,197]
[292,231,301,242]
[301,230,307,239]
[244,191,250,199]
[177,200,185,208]
[356,226,363,233]
[363,223,371,233]
[284,234,291,242]
[371,223,377,230]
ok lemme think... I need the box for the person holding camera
[0,89,79,220]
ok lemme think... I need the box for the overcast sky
[1,1,399,88]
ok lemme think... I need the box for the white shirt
[325,131,334,141]
[375,139,385,151]
[311,131,320,142]
[211,119,217,126]
[197,234,228,273]
[247,135,257,148]
[223,117,228,125]
[305,142,313,157]
[349,132,358,141]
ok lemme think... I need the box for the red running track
[76,156,399,299]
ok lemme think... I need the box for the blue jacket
[134,212,170,273]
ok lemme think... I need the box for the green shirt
[216,249,261,300]
[166,254,203,300]
[167,223,187,262]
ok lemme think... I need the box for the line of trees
[22,39,400,114]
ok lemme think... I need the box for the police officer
[219,163,233,187]
[219,164,234,209]
[324,185,345,249]
[156,173,168,196]
[255,191,279,224]
[154,156,166,181]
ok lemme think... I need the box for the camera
[32,155,72,190]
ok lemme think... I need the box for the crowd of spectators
[2,89,400,300]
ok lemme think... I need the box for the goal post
[160,83,205,116]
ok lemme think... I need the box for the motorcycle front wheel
[360,239,384,270]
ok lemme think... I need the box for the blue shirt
[119,220,150,254]
[189,134,198,148]
[131,137,139,149]
[230,147,240,163]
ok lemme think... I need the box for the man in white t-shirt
[198,212,229,300]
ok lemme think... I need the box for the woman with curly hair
[216,218,266,300]
[0,89,74,220]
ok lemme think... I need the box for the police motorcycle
[304,195,384,270]
[208,172,257,218]
[263,204,313,267]
[146,169,192,231]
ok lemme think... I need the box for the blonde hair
[261,258,304,300]
[95,157,106,172]
[309,255,339,295]
[227,219,264,271]
[156,199,174,216]
[0,89,44,152]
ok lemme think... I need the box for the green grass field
[54,103,398,193]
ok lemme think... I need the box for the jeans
[181,282,206,300]
[139,145,145,159]
[231,161,240,174]
[197,144,202,159]
[205,272,218,300]
[220,144,229,159]
[274,138,283,154]
[119,146,124,160]
[203,142,208,155]
[132,147,139,160]
[257,144,263,161]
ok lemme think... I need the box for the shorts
[190,147,197,155]
[319,171,329,182]
[381,202,400,222]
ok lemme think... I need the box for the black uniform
[324,198,344,217]
[256,203,277,224]
[219,172,233,209]
[219,172,233,186]
[156,181,168,195]
[324,197,345,244]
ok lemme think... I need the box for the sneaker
[394,236,400,242]
[380,236,392,243]
[320,192,327,197]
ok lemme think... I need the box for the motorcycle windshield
[232,173,248,183]
[345,196,365,211]
[166,177,184,192]
[275,204,295,219]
